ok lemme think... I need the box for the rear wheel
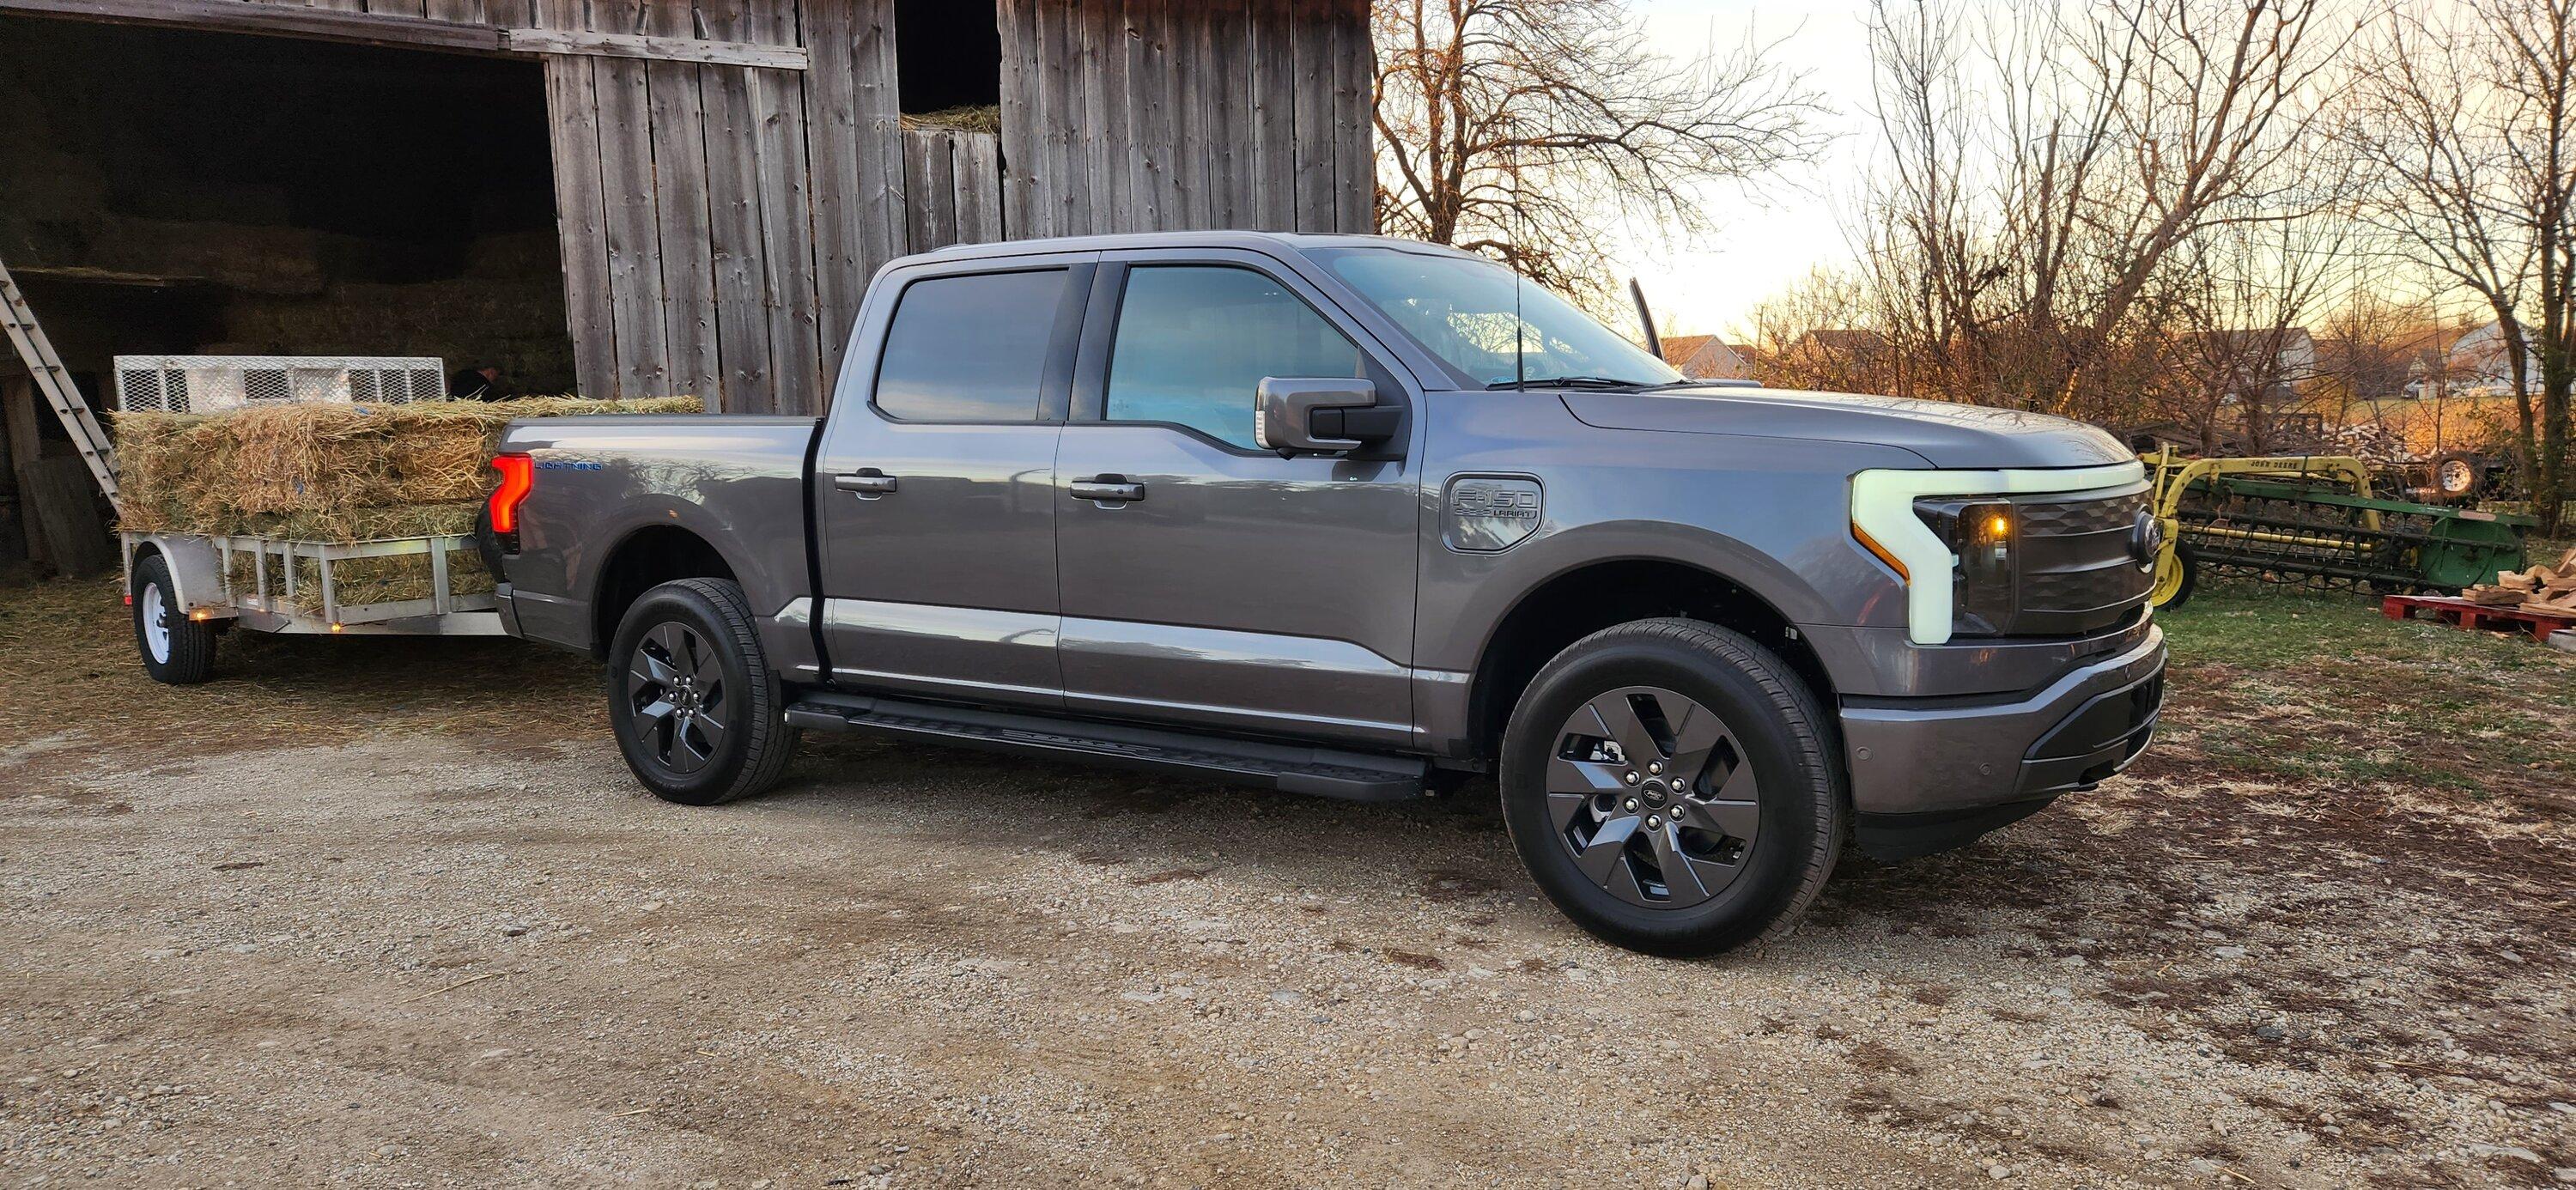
[1499,619,1842,957]
[131,553,216,685]
[607,578,799,805]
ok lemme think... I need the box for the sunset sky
[1615,0,1878,339]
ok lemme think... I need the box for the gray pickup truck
[486,232,2164,956]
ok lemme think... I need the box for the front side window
[1105,266,1366,449]
[1314,247,1680,388]
[874,269,1067,422]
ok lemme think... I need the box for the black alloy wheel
[1500,618,1842,957]
[1546,685,1761,909]
[606,577,798,805]
[627,621,729,775]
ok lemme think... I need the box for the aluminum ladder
[0,254,120,509]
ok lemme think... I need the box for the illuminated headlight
[1913,499,2016,635]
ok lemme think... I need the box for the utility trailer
[110,355,507,684]
[123,518,507,686]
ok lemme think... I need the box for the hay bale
[111,396,701,542]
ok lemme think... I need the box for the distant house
[1658,334,1752,379]
[2437,321,2539,397]
[2174,327,2315,404]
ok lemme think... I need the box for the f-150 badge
[1444,476,1543,552]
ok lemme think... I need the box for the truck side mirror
[1255,378,1399,457]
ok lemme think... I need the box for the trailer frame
[120,530,506,636]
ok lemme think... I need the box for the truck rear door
[809,252,1097,707]
[1051,249,1423,749]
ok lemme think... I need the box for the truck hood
[1561,387,2135,471]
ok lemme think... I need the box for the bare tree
[1370,0,1823,301]
[2346,0,2576,532]
[1850,0,2350,420]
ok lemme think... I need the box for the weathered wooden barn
[0,0,1375,422]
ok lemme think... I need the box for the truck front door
[1053,252,1422,749]
[810,254,1095,708]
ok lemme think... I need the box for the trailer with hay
[107,355,696,682]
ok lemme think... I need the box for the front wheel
[606,578,799,805]
[1499,619,1843,957]
[132,553,217,685]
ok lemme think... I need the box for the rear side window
[873,269,1067,422]
[1105,265,1366,449]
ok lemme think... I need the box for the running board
[783,692,1428,802]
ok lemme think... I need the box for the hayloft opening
[0,17,575,404]
[894,0,1003,126]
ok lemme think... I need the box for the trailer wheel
[606,577,799,806]
[2150,541,2199,610]
[2432,452,2483,503]
[132,553,217,685]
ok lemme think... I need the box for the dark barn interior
[0,17,576,398]
[894,0,1002,116]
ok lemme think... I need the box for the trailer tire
[606,577,799,806]
[132,553,218,685]
[2431,452,2483,504]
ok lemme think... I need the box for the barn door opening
[890,0,1006,253]
[0,17,573,400]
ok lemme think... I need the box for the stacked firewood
[2464,548,2576,613]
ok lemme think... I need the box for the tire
[2431,452,2482,503]
[131,552,217,685]
[606,578,799,806]
[2151,540,2199,610]
[1498,618,1843,957]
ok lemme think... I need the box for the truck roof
[914,229,1479,265]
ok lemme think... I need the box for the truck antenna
[1629,277,1662,359]
[1512,176,1528,390]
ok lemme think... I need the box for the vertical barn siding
[902,130,1007,252]
[999,0,1373,238]
[538,0,898,412]
[529,0,1371,410]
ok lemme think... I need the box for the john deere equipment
[2141,447,2529,608]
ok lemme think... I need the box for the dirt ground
[3,579,2573,1188]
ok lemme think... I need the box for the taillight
[489,452,536,543]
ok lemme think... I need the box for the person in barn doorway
[448,365,511,401]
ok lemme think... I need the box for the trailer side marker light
[488,452,537,536]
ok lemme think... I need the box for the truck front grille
[2010,484,2154,636]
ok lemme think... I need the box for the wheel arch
[1462,556,1839,763]
[121,534,226,613]
[586,523,740,659]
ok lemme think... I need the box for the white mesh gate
[112,355,448,413]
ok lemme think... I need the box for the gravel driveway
[2,583,2570,1187]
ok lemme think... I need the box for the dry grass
[0,577,598,747]
[900,104,1002,133]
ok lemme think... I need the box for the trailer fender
[121,534,228,616]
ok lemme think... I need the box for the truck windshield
[1314,247,1682,389]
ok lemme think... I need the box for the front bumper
[1838,624,2164,859]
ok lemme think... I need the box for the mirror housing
[1255,378,1397,456]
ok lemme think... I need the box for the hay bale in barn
[115,396,699,615]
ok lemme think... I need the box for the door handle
[1069,475,1145,504]
[834,469,897,497]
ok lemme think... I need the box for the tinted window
[874,269,1067,422]
[1106,266,1366,449]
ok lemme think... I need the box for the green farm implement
[2141,448,2530,609]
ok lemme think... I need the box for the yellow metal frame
[2137,447,2381,606]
